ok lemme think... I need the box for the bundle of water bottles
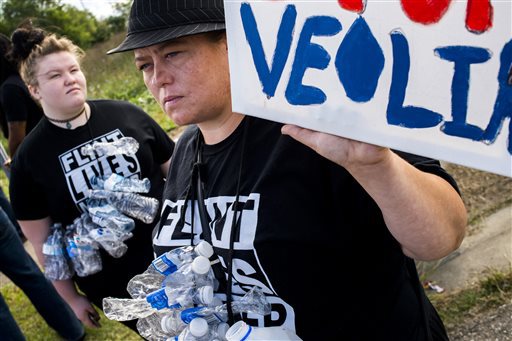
[101,240,304,341]
[42,137,160,280]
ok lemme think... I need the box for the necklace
[45,106,86,129]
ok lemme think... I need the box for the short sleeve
[1,84,30,122]
[9,152,49,220]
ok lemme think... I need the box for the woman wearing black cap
[109,1,467,340]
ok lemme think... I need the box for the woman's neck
[44,103,90,129]
[198,112,245,145]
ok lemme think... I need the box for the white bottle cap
[190,317,208,337]
[195,240,214,258]
[197,285,214,305]
[225,321,251,341]
[192,256,211,275]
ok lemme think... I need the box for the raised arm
[282,125,467,261]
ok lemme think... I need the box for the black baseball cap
[107,0,225,54]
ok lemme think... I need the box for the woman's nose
[151,61,174,87]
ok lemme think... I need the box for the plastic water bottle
[137,311,186,341]
[102,296,155,321]
[81,136,139,157]
[129,255,213,302]
[87,189,159,224]
[88,227,132,258]
[42,223,74,280]
[103,281,211,321]
[161,256,215,290]
[146,285,214,310]
[225,321,303,341]
[64,221,102,277]
[180,287,271,325]
[87,199,135,232]
[127,241,214,299]
[91,173,151,193]
[175,317,229,341]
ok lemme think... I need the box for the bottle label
[42,243,64,256]
[152,253,178,275]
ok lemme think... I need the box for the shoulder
[1,76,28,96]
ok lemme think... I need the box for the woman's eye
[138,63,151,71]
[165,51,180,59]
[50,74,60,79]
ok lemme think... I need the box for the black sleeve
[394,150,461,194]
[9,149,49,220]
[1,84,30,122]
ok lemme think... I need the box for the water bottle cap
[189,317,208,337]
[191,256,211,275]
[195,240,214,258]
[197,286,214,305]
[160,315,173,333]
[216,322,230,339]
[226,321,251,341]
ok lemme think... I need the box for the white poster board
[224,0,512,177]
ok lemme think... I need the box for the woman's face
[134,33,232,127]
[29,51,87,115]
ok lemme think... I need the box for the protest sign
[224,0,512,177]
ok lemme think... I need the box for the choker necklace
[45,106,86,129]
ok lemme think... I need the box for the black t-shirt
[153,116,457,340]
[0,74,43,138]
[10,99,175,307]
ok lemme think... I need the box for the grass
[0,282,142,340]
[428,268,512,328]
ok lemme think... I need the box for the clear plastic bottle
[87,199,135,232]
[88,227,132,258]
[146,285,214,310]
[103,282,211,321]
[225,321,302,341]
[175,317,229,341]
[102,296,155,321]
[81,136,139,157]
[180,287,271,325]
[64,221,102,277]
[42,223,74,280]
[137,311,186,341]
[127,242,214,299]
[91,173,151,193]
[87,189,159,224]
[161,256,215,290]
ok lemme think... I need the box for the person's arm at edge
[18,217,101,328]
[160,157,171,178]
[282,125,467,261]
[7,121,27,157]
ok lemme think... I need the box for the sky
[60,0,121,19]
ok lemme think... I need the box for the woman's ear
[28,84,41,101]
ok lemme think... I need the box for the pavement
[427,205,512,292]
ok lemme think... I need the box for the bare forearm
[349,151,467,260]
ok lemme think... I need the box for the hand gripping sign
[224,0,512,177]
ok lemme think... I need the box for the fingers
[281,124,317,149]
[88,311,101,328]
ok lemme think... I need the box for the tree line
[0,0,131,48]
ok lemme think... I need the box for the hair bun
[10,27,45,63]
